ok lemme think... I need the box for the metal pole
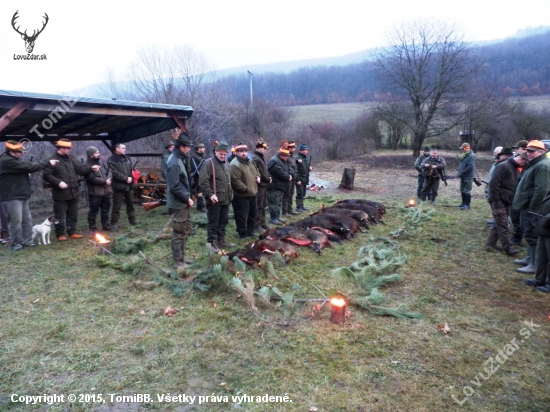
[247,70,253,109]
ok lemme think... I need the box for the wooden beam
[170,113,189,133]
[0,101,32,133]
[30,103,190,118]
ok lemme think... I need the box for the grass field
[288,96,550,127]
[1,150,549,411]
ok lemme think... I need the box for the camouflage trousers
[170,207,192,264]
[486,201,511,248]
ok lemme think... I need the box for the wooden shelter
[0,89,193,155]
[0,89,194,241]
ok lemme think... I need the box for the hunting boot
[430,194,436,205]
[196,195,207,213]
[459,194,471,210]
[517,245,536,273]
[218,238,235,248]
[171,240,186,269]
[456,193,465,207]
[207,240,220,254]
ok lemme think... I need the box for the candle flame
[408,199,416,207]
[95,233,109,244]
[330,297,346,308]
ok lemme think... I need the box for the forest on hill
[217,30,550,106]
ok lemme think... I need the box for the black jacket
[43,152,92,201]
[0,152,49,201]
[108,153,133,192]
[85,157,110,197]
[252,150,270,188]
[267,154,291,192]
[487,157,521,205]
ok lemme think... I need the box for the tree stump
[339,168,356,190]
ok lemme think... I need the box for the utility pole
[247,70,253,109]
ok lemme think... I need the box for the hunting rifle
[528,210,550,220]
[143,198,166,212]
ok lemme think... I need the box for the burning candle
[330,297,347,324]
[94,233,109,244]
[408,199,416,207]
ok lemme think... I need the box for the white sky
[1,0,549,95]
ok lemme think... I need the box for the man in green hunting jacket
[230,143,260,239]
[166,133,195,269]
[511,140,550,274]
[199,141,234,253]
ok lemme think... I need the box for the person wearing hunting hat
[267,146,293,225]
[456,142,476,210]
[160,141,175,180]
[230,143,261,239]
[84,146,111,235]
[108,143,139,231]
[295,143,312,212]
[190,142,207,213]
[485,149,526,256]
[414,146,432,200]
[0,141,59,250]
[512,140,528,151]
[282,141,298,217]
[43,139,100,241]
[251,138,271,231]
[166,133,195,268]
[511,140,550,274]
[199,141,234,253]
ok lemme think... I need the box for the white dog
[31,216,59,245]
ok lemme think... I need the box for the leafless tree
[375,20,484,156]
[105,45,239,150]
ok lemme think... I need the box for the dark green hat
[175,132,192,147]
[497,147,513,158]
[216,141,229,153]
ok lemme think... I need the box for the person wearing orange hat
[266,146,293,225]
[43,139,100,241]
[456,142,476,210]
[511,140,550,274]
[0,141,59,250]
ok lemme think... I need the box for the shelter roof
[0,89,193,146]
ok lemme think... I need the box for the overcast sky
[1,0,549,95]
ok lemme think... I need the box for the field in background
[288,96,550,127]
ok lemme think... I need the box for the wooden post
[339,168,356,190]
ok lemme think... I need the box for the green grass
[1,151,550,411]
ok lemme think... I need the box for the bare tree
[105,45,239,149]
[375,20,483,156]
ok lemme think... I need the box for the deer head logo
[11,11,49,54]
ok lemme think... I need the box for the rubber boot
[430,195,436,205]
[457,193,465,207]
[514,255,530,265]
[517,245,536,273]
[197,196,207,213]
[172,240,185,269]
[460,194,471,210]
